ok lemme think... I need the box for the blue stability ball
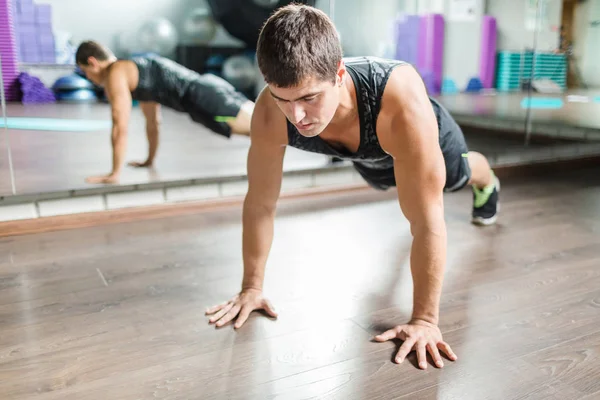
[52,74,95,91]
[222,53,257,90]
[205,54,225,76]
[55,89,98,102]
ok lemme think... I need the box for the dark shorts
[183,74,250,138]
[354,99,472,192]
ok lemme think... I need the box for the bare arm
[242,90,288,290]
[106,67,132,177]
[132,101,160,167]
[86,65,132,184]
[206,89,288,328]
[374,65,456,369]
[387,75,447,326]
[241,134,286,291]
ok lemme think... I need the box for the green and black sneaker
[471,172,500,226]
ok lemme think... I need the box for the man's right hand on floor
[205,288,278,329]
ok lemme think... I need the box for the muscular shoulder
[377,65,437,156]
[251,86,289,146]
[106,60,138,92]
[379,64,430,121]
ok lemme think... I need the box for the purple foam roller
[479,16,497,89]
[417,14,445,94]
[394,14,420,66]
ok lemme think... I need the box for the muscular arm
[380,66,447,325]
[138,101,161,166]
[85,67,132,184]
[373,65,455,369]
[105,67,133,177]
[242,93,287,291]
[205,89,288,328]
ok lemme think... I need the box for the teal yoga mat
[520,97,564,109]
[0,117,111,131]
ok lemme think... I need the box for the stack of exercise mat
[12,0,55,64]
[495,51,567,92]
[1,0,57,102]
[0,0,20,101]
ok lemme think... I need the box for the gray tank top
[130,55,198,111]
[286,56,449,178]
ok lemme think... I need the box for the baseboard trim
[0,183,370,238]
[1,155,599,238]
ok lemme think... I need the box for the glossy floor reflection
[0,102,330,196]
[436,90,600,129]
[1,167,600,399]
[1,100,589,197]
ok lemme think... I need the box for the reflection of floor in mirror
[435,89,600,132]
[0,102,330,196]
[2,101,600,198]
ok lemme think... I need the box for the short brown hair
[256,4,343,87]
[75,41,113,65]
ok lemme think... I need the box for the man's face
[77,57,104,86]
[268,67,344,137]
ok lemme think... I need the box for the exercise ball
[207,0,316,49]
[114,31,136,58]
[55,89,98,103]
[205,54,225,76]
[137,18,179,56]
[253,0,279,8]
[182,8,217,44]
[52,74,94,91]
[222,54,257,90]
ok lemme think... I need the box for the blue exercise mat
[0,117,111,131]
[520,97,564,109]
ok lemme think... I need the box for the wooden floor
[1,167,600,399]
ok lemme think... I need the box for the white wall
[301,0,567,90]
[441,0,486,90]
[485,0,562,52]
[41,0,242,57]
[43,0,583,87]
[333,0,486,89]
[332,0,408,57]
[573,0,600,88]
